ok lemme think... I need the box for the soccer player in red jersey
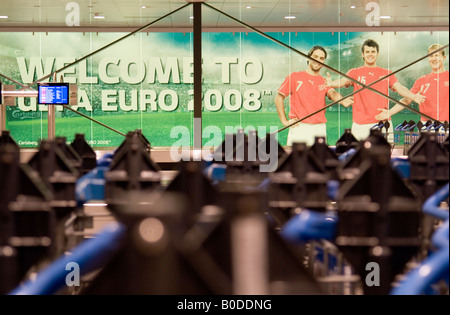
[275,45,354,146]
[376,43,449,123]
[326,39,425,141]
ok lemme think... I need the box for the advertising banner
[0,31,448,148]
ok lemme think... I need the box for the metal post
[47,74,58,140]
[1,86,27,131]
[0,104,5,131]
[193,2,202,150]
[47,105,56,140]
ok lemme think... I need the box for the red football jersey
[278,71,331,124]
[411,71,449,122]
[347,66,398,124]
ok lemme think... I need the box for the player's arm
[392,82,425,105]
[326,72,352,88]
[375,98,413,121]
[327,89,354,108]
[275,93,297,127]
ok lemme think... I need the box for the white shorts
[352,122,394,142]
[287,123,327,147]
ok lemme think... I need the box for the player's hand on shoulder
[340,96,353,108]
[284,118,299,127]
[375,108,389,121]
[414,86,426,104]
[325,72,333,87]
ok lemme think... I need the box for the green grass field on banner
[7,111,421,148]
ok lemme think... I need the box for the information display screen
[37,83,69,105]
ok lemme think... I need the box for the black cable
[0,73,35,90]
[276,44,448,134]
[63,105,126,137]
[25,3,192,88]
[203,2,447,132]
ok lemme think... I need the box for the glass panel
[201,0,449,148]
[0,1,448,150]
[333,31,449,145]
[1,4,194,148]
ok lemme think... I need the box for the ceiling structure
[0,0,448,32]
